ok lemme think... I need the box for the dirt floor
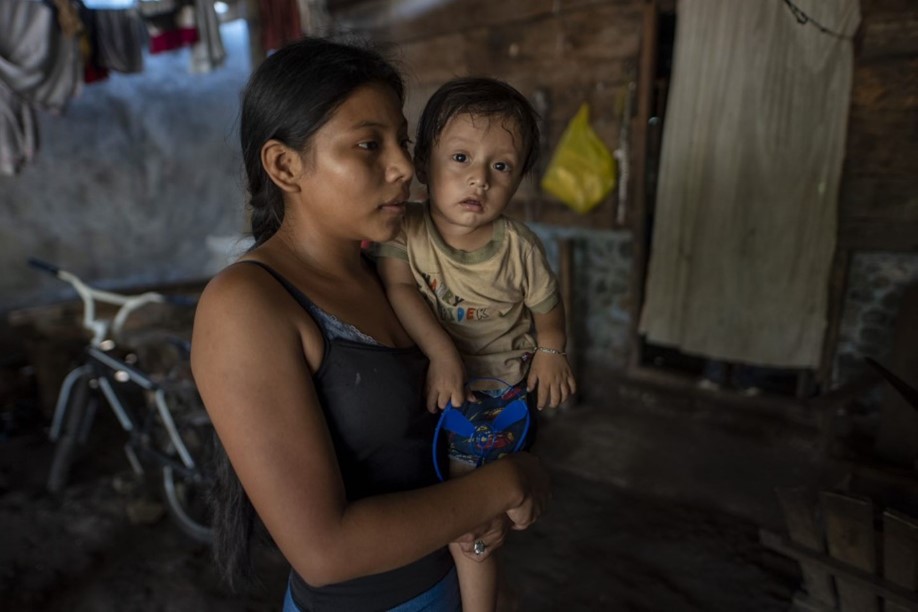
[0,379,806,612]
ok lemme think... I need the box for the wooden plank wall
[839,0,918,252]
[331,0,646,230]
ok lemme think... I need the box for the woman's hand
[503,453,552,531]
[452,514,511,562]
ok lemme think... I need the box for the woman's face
[296,82,413,244]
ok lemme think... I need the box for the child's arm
[527,302,577,409]
[377,256,471,412]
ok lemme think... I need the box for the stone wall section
[834,252,918,387]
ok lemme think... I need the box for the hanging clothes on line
[91,5,147,73]
[190,0,226,73]
[0,0,228,176]
[137,0,225,72]
[139,0,198,54]
[0,0,82,175]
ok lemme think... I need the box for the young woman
[190,37,551,611]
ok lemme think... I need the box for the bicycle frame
[51,346,201,477]
[32,258,203,478]
[33,258,213,542]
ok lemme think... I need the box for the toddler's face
[425,112,525,234]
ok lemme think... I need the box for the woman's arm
[377,256,471,411]
[192,265,548,587]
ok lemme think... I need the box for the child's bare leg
[450,459,498,612]
[450,542,498,612]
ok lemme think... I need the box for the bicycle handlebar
[28,257,62,276]
[28,257,196,346]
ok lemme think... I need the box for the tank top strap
[236,260,380,346]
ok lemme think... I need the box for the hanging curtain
[638,0,860,368]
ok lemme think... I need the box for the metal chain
[781,0,853,41]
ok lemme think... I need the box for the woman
[191,37,551,611]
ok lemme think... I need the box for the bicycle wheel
[161,403,215,544]
[47,375,93,494]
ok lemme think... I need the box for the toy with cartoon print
[432,377,532,481]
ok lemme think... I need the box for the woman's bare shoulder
[199,259,265,301]
[193,260,324,366]
[197,260,291,321]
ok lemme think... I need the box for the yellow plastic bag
[540,103,616,214]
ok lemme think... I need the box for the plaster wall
[0,21,252,312]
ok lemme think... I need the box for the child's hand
[425,353,474,413]
[526,350,577,410]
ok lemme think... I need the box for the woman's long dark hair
[210,36,405,589]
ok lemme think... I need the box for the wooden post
[558,237,578,408]
[817,248,850,391]
[626,0,659,372]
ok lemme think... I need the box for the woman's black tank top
[242,261,452,611]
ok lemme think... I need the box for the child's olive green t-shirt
[375,202,559,387]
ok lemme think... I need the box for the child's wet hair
[240,37,405,246]
[413,77,541,182]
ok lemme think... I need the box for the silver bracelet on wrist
[535,346,567,356]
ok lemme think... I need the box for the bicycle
[29,257,215,543]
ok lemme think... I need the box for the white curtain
[638,0,860,368]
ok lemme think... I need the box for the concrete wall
[0,21,252,312]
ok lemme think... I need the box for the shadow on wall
[0,20,253,313]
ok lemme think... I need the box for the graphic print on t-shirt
[421,272,490,323]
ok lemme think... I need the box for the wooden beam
[627,0,659,370]
[858,9,918,59]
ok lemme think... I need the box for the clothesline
[0,0,227,176]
